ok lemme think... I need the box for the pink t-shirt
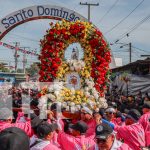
[115,122,146,150]
[85,119,97,137]
[0,121,33,137]
[58,131,95,150]
[139,112,150,146]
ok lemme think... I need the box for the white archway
[0,5,88,40]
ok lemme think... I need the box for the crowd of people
[0,85,150,150]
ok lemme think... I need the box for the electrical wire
[97,0,119,23]
[104,0,145,34]
[115,13,150,42]
[132,46,150,53]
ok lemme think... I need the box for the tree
[0,63,10,72]
[26,62,39,77]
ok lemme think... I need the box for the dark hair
[36,122,58,139]
[0,127,30,150]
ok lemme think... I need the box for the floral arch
[39,20,111,109]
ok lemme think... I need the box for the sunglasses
[107,112,115,115]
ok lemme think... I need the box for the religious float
[38,20,111,113]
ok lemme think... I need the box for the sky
[0,0,150,70]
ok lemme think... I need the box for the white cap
[81,106,93,115]
[105,107,116,113]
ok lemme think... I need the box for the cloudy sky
[0,0,150,69]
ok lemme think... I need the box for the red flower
[89,38,99,49]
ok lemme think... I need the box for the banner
[0,41,39,56]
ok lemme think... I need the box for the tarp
[112,74,150,95]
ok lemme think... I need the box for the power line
[132,46,150,53]
[97,0,119,23]
[104,0,145,34]
[115,13,150,42]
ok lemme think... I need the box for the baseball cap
[0,127,30,150]
[96,123,113,140]
[126,109,141,121]
[0,108,13,120]
[143,102,150,109]
[105,107,116,113]
[69,121,88,134]
[81,106,93,115]
[37,122,58,138]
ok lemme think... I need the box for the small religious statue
[71,47,79,60]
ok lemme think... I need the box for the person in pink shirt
[58,120,95,150]
[105,107,124,126]
[0,108,33,137]
[81,107,97,137]
[115,109,146,150]
[88,123,132,150]
[30,122,61,150]
[138,102,150,147]
[50,103,65,131]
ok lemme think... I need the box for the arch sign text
[0,5,87,40]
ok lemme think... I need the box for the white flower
[70,66,74,71]
[82,103,86,107]
[54,90,60,97]
[85,92,90,97]
[84,87,89,92]
[62,102,67,107]
[48,86,54,92]
[76,105,81,110]
[88,100,93,106]
[66,106,70,111]
[67,101,71,106]
[70,102,75,106]
[85,79,89,83]
[88,84,93,89]
[80,61,85,67]
[99,97,107,102]
[89,95,94,100]
[102,102,108,108]
[94,93,99,100]
[75,66,81,71]
[38,95,48,109]
[47,94,56,101]
[71,89,75,95]
[70,106,76,113]
[80,89,84,93]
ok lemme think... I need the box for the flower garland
[39,59,108,109]
[39,20,111,97]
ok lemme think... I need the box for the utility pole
[13,42,20,73]
[79,2,99,21]
[129,42,132,63]
[20,47,30,74]
[120,42,132,63]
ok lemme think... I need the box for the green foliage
[26,62,39,76]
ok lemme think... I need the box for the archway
[0,5,88,40]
